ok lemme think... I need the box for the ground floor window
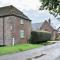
[20,30,25,38]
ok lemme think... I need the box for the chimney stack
[48,18,51,25]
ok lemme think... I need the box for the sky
[0,0,60,29]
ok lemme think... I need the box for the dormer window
[20,19,24,24]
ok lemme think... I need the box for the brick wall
[40,21,53,32]
[0,16,31,45]
[40,21,57,40]
[13,16,31,44]
[0,18,3,45]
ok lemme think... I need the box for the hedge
[29,31,51,44]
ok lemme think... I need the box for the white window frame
[20,19,24,24]
[20,30,25,38]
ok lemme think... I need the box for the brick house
[0,5,31,45]
[32,19,59,40]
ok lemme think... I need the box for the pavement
[0,42,60,60]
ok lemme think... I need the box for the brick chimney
[48,18,51,25]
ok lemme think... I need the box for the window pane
[10,26,12,30]
[20,30,24,38]
[21,19,24,24]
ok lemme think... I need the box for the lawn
[0,44,43,56]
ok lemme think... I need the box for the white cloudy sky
[0,0,60,29]
[0,0,40,10]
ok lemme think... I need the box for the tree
[40,0,60,16]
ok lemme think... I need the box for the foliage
[29,31,51,44]
[40,0,60,16]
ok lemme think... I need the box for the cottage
[0,5,31,45]
[32,19,59,40]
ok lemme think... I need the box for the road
[0,42,60,60]
[32,42,60,60]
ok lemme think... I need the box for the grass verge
[0,44,43,56]
[40,41,56,46]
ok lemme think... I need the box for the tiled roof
[32,20,58,31]
[32,22,43,30]
[0,5,31,21]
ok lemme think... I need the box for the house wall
[51,31,57,40]
[0,18,3,45]
[40,21,53,32]
[24,19,31,43]
[0,16,31,45]
[40,21,57,40]
[13,16,31,44]
[4,16,31,45]
[4,16,13,45]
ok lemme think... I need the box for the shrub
[29,31,51,44]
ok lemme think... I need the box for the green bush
[29,31,51,44]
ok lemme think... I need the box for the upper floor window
[20,19,24,24]
[10,25,13,30]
